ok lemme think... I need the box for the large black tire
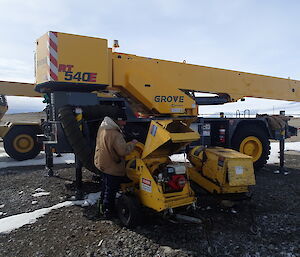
[231,125,270,170]
[3,125,41,161]
[116,194,141,228]
[58,105,122,174]
[58,106,100,174]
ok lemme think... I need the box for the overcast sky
[1,0,299,114]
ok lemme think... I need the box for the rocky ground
[0,156,299,257]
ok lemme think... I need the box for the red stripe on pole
[50,54,58,67]
[50,70,58,81]
[49,38,57,52]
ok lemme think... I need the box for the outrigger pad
[35,81,108,93]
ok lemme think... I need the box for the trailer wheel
[3,126,41,161]
[231,126,270,170]
[116,194,141,228]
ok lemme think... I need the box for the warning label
[235,166,244,175]
[141,178,152,193]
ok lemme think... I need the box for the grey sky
[1,0,299,114]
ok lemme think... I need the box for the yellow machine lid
[206,147,253,159]
[141,119,200,159]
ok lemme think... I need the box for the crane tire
[231,126,270,170]
[58,105,100,174]
[3,125,41,161]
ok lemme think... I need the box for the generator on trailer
[119,119,199,227]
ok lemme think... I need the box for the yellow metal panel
[227,159,255,186]
[0,106,7,121]
[36,32,110,86]
[35,33,49,84]
[0,122,40,138]
[142,120,172,159]
[170,132,200,142]
[205,147,253,159]
[0,81,40,97]
[112,53,196,114]
[57,32,109,85]
[188,167,221,194]
[188,166,251,194]
[202,150,226,185]
[142,119,200,159]
[0,124,10,137]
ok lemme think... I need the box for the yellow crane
[32,31,299,226]
[35,32,299,168]
[1,31,299,165]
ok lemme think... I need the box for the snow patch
[0,152,75,169]
[78,192,100,207]
[0,201,73,234]
[32,192,50,197]
[34,188,45,193]
[0,192,100,234]
[268,142,300,164]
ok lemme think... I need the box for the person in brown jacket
[94,116,137,217]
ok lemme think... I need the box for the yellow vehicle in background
[0,81,42,160]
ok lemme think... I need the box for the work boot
[96,199,104,217]
[103,209,114,220]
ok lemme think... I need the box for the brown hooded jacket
[94,116,135,176]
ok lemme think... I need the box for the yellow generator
[116,119,199,227]
[188,146,256,195]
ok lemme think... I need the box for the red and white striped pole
[47,31,58,81]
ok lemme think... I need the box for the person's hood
[100,116,121,131]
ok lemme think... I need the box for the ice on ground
[0,192,100,234]
[34,188,45,193]
[0,201,73,234]
[0,152,75,169]
[32,192,50,197]
[268,142,300,164]
[79,192,101,207]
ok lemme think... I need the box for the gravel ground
[0,156,299,257]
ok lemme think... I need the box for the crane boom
[0,81,41,97]
[112,53,300,108]
[35,31,300,116]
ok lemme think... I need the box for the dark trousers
[101,173,129,212]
